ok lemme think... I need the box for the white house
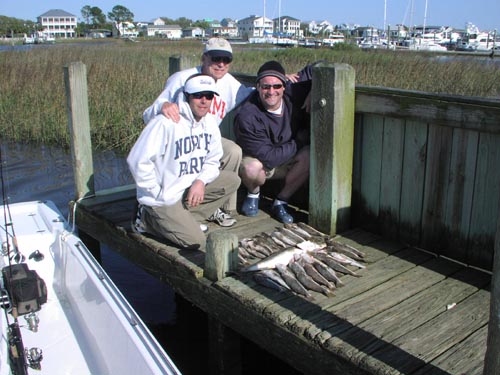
[182,27,205,38]
[237,15,273,39]
[146,24,182,39]
[113,21,139,38]
[273,16,302,37]
[37,9,77,39]
[307,20,334,36]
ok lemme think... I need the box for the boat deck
[73,187,490,375]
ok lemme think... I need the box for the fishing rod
[0,146,29,375]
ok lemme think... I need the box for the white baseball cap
[184,74,219,95]
[203,37,232,59]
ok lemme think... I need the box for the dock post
[205,231,242,375]
[309,63,355,236]
[484,207,500,373]
[64,62,101,261]
[169,55,191,76]
[63,61,95,200]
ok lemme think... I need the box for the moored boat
[0,200,181,375]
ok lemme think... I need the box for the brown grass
[0,38,498,152]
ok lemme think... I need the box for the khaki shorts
[241,156,295,180]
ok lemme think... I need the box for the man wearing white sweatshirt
[143,38,252,220]
[128,74,240,250]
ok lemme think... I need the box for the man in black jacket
[234,60,311,224]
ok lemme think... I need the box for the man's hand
[161,102,181,123]
[186,179,205,207]
[286,73,300,83]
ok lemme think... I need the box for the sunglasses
[190,92,215,100]
[259,83,284,90]
[210,56,232,64]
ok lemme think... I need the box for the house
[218,18,239,37]
[146,24,182,39]
[37,9,77,39]
[237,15,273,39]
[307,20,334,36]
[113,21,139,38]
[273,16,302,38]
[182,27,205,38]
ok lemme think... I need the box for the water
[0,141,301,374]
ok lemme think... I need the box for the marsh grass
[1,39,498,152]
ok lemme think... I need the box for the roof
[38,9,77,18]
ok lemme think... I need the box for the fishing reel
[25,347,43,370]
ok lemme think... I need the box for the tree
[176,17,193,29]
[107,5,134,24]
[90,7,106,28]
[81,5,92,25]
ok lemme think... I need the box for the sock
[273,199,287,206]
[247,191,260,199]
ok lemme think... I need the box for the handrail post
[309,63,355,236]
[64,61,94,200]
[205,231,241,375]
[484,205,500,374]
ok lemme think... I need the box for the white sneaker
[208,208,237,227]
[200,224,208,233]
[131,204,147,234]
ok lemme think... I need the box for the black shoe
[271,204,294,224]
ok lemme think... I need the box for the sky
[1,0,499,31]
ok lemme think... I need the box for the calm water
[0,141,301,375]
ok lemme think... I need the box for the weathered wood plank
[323,266,490,367]
[64,62,94,199]
[467,132,500,268]
[355,86,500,133]
[421,124,453,252]
[309,63,355,235]
[359,288,490,375]
[399,120,427,244]
[303,248,434,343]
[442,128,478,262]
[413,324,487,375]
[379,117,404,239]
[357,114,384,232]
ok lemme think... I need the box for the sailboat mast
[278,0,281,36]
[383,0,387,32]
[423,0,428,36]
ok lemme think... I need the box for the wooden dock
[64,60,500,374]
[72,187,490,375]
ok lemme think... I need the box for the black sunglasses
[259,83,284,90]
[210,56,232,64]
[190,92,215,100]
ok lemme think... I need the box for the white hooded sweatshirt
[128,93,223,207]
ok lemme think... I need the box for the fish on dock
[311,251,361,277]
[297,256,336,290]
[275,263,313,300]
[253,269,291,292]
[327,251,366,269]
[300,253,344,287]
[327,239,366,259]
[296,222,329,238]
[240,247,303,272]
[288,260,333,297]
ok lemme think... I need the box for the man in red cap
[143,37,251,226]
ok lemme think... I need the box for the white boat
[0,200,181,375]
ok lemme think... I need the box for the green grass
[1,38,498,152]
